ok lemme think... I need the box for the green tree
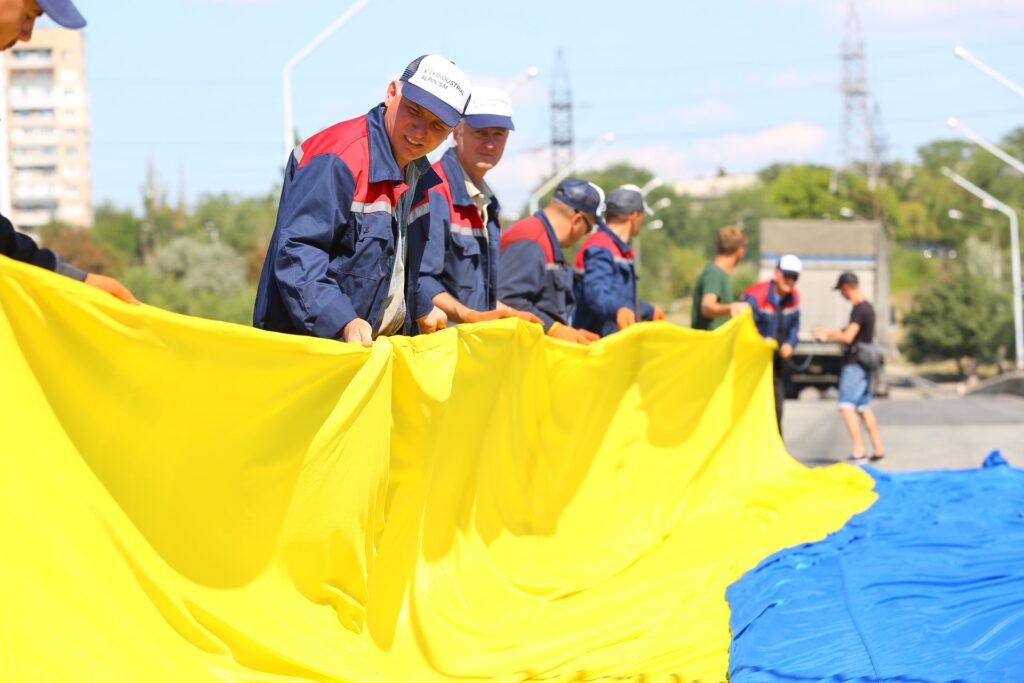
[899,266,1013,374]
[93,202,144,265]
[40,223,118,274]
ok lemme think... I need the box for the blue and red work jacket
[254,105,439,339]
[742,280,801,351]
[497,211,574,331]
[417,148,501,312]
[572,222,654,337]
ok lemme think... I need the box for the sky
[53,0,1024,215]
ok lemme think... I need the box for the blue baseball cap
[553,179,604,217]
[463,86,514,130]
[39,0,86,29]
[399,54,472,128]
[606,184,653,216]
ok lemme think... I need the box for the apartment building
[1,28,92,231]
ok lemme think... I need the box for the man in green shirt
[692,225,748,329]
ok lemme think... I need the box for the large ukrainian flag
[0,254,875,682]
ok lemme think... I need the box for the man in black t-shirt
[813,272,886,463]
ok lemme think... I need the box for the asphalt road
[783,387,1024,472]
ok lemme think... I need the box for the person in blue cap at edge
[497,179,604,345]
[254,55,471,346]
[573,184,664,336]
[0,0,138,304]
[418,85,541,327]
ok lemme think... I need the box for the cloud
[670,99,738,125]
[690,121,827,171]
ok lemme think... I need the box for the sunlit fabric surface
[728,452,1024,682]
[0,255,874,682]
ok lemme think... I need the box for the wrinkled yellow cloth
[0,255,875,682]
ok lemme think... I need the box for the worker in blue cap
[497,179,603,344]
[0,0,138,304]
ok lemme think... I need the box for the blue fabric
[418,148,501,312]
[254,106,439,339]
[838,362,871,410]
[728,454,1024,682]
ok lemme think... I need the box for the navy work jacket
[497,211,574,331]
[742,280,801,350]
[1,213,85,280]
[418,148,501,312]
[572,222,654,337]
[253,105,439,339]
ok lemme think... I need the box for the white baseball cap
[399,54,472,128]
[778,254,803,276]
[463,86,514,130]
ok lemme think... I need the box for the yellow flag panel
[0,256,875,682]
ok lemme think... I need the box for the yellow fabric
[0,255,875,682]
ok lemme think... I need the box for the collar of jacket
[366,104,442,190]
[440,147,502,215]
[533,210,565,264]
[598,222,631,257]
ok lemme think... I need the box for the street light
[645,219,664,231]
[508,66,539,95]
[942,166,1023,370]
[954,45,1024,99]
[650,197,672,212]
[640,177,663,196]
[282,0,372,159]
[947,117,1024,175]
[528,132,615,214]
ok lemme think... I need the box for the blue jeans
[838,363,871,411]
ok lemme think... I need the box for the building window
[65,146,79,156]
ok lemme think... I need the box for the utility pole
[830,0,880,196]
[550,49,573,176]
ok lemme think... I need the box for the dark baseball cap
[552,179,603,216]
[834,271,859,289]
[606,185,653,216]
[39,0,86,29]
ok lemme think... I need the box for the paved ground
[783,380,1024,472]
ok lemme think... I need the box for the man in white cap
[255,55,471,345]
[0,0,138,304]
[742,254,802,435]
[418,86,540,326]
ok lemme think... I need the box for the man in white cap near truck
[255,55,472,346]
[742,254,802,436]
[418,85,540,326]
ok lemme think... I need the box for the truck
[757,219,891,398]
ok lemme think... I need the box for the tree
[93,202,144,265]
[899,266,1013,374]
[40,223,118,274]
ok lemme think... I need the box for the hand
[547,322,597,345]
[652,306,665,321]
[812,326,828,342]
[84,273,139,304]
[505,308,543,325]
[616,307,637,330]
[729,301,750,317]
[463,308,515,323]
[779,342,794,360]
[342,318,374,347]
[416,306,448,334]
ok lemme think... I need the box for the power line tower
[830,0,880,195]
[550,49,573,176]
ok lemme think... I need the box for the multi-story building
[1,28,92,232]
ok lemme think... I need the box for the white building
[1,28,92,231]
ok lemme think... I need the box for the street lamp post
[947,118,1024,175]
[528,132,615,214]
[282,0,372,160]
[508,66,539,95]
[954,46,1024,99]
[942,167,1023,370]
